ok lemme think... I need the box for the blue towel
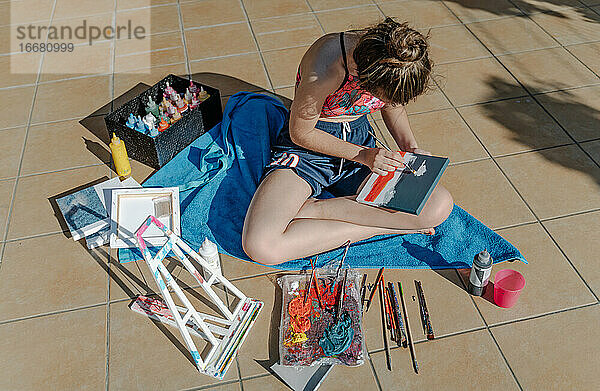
[119,92,527,270]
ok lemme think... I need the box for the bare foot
[419,227,435,235]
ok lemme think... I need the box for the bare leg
[242,170,452,265]
[295,184,453,230]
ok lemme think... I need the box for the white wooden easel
[133,215,262,379]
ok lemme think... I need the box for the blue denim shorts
[263,115,376,197]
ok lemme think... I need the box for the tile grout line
[492,220,538,232]
[255,25,316,36]
[15,162,110,180]
[179,378,242,391]
[488,301,599,329]
[175,0,192,77]
[0,301,108,326]
[438,0,600,303]
[0,0,58,269]
[538,206,600,223]
[106,2,117,388]
[366,351,384,391]
[302,0,326,35]
[368,324,490,356]
[116,45,183,58]
[2,230,69,244]
[487,142,578,159]
[505,0,600,80]
[238,0,275,91]
[449,268,525,390]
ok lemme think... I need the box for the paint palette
[109,187,180,248]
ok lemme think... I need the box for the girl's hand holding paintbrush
[356,147,408,176]
[358,130,431,176]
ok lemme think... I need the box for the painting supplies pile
[55,177,141,248]
[362,268,435,374]
[131,215,262,379]
[278,244,365,368]
[104,74,222,169]
[124,80,210,137]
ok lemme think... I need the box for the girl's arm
[289,69,364,162]
[290,61,405,175]
[380,104,420,152]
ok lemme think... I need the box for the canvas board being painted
[356,152,449,215]
[110,187,180,248]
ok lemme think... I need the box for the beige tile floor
[0,0,599,390]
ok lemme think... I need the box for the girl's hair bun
[389,24,429,62]
[353,17,433,105]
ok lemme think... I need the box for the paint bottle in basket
[109,133,131,178]
[468,249,492,296]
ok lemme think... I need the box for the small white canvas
[109,187,180,248]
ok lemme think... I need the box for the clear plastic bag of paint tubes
[277,268,365,367]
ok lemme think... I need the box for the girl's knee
[422,186,453,227]
[432,186,453,225]
[242,231,286,265]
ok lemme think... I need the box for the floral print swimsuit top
[295,32,386,118]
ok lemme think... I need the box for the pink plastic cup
[493,269,525,308]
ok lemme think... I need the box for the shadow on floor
[457,268,496,305]
[438,0,600,21]
[255,274,285,373]
[480,76,600,185]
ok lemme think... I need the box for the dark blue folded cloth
[119,92,526,269]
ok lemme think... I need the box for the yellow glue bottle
[109,133,131,178]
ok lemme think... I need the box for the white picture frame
[109,187,180,248]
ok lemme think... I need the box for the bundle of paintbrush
[363,269,422,374]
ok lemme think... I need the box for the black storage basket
[104,74,222,169]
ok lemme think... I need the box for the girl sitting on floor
[242,18,453,265]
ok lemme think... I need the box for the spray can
[199,238,221,277]
[109,133,131,178]
[468,249,492,296]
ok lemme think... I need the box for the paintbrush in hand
[366,128,418,174]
